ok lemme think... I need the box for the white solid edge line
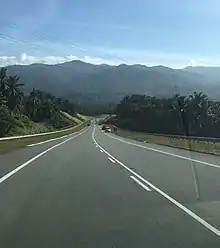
[0,123,85,141]
[0,127,89,185]
[27,135,69,147]
[28,126,89,147]
[105,132,220,169]
[130,176,151,191]
[108,157,116,163]
[92,127,220,237]
[27,126,89,147]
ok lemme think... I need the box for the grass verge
[60,111,83,125]
[114,128,220,156]
[95,114,111,123]
[0,122,88,154]
[77,113,91,121]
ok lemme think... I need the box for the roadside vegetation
[107,93,220,155]
[113,128,220,156]
[0,67,80,137]
[60,111,82,125]
[77,113,92,121]
[110,93,220,137]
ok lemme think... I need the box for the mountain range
[6,61,220,107]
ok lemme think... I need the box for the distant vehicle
[101,125,111,132]
[105,127,111,133]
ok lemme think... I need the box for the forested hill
[111,93,220,138]
[0,68,78,137]
[6,61,220,107]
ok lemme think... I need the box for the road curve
[1,125,220,247]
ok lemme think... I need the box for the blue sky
[0,0,220,68]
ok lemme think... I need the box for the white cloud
[0,53,122,67]
[186,59,219,68]
[188,60,197,67]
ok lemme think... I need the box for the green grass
[95,114,111,123]
[0,122,88,154]
[60,111,82,125]
[114,128,220,156]
[6,114,54,136]
[61,112,92,124]
[77,113,92,121]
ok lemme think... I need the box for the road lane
[97,128,220,202]
[104,130,220,168]
[94,127,220,233]
[0,127,89,180]
[0,126,220,247]
[95,128,198,203]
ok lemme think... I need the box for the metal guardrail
[0,122,85,141]
[109,125,220,143]
[163,134,220,142]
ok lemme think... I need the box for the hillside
[0,68,81,137]
[6,61,220,107]
[184,66,220,83]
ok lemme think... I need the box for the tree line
[0,68,77,136]
[113,93,220,137]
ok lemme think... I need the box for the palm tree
[7,75,24,111]
[26,88,41,120]
[188,92,208,111]
[0,92,12,137]
[187,92,208,134]
[171,94,189,134]
[0,68,8,97]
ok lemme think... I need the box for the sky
[0,0,220,68]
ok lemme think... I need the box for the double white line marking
[130,176,151,191]
[108,157,116,163]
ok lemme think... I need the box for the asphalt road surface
[1,125,220,247]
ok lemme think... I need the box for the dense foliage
[114,93,220,137]
[0,68,77,136]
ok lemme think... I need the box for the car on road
[104,127,111,132]
[101,126,111,132]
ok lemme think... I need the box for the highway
[1,125,220,247]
